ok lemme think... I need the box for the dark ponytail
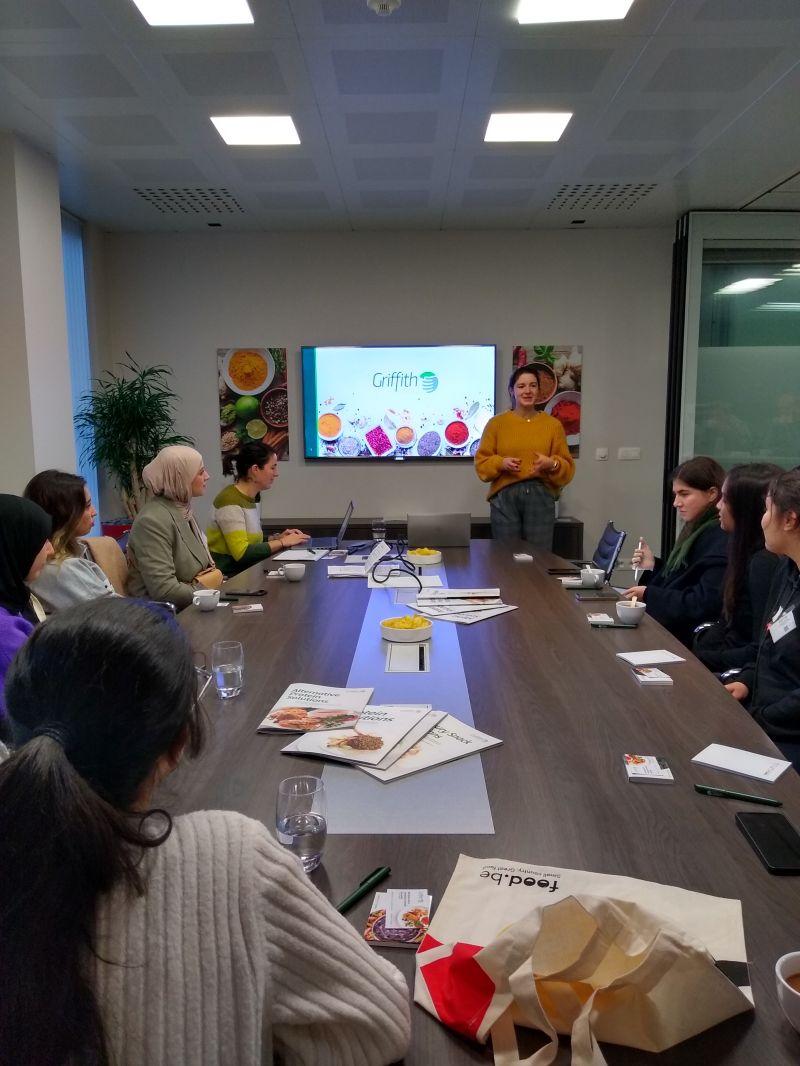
[721,463,783,619]
[0,599,205,1066]
[222,441,275,479]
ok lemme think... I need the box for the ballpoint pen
[694,784,782,807]
[336,866,391,913]
[634,537,644,583]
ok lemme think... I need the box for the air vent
[547,183,656,212]
[132,187,245,216]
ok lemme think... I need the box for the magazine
[257,683,373,733]
[281,705,442,766]
[359,714,501,782]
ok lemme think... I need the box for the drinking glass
[371,516,386,541]
[276,776,327,872]
[211,640,244,699]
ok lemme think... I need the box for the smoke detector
[367,0,401,14]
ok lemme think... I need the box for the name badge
[770,609,796,643]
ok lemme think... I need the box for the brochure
[412,599,503,613]
[631,666,674,686]
[257,683,373,733]
[415,588,500,601]
[414,605,518,625]
[281,705,440,766]
[366,570,443,589]
[360,714,501,782]
[691,743,791,783]
[364,889,431,948]
[624,754,674,784]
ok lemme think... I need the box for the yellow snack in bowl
[408,548,438,556]
[382,615,431,630]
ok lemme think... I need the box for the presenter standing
[475,364,575,549]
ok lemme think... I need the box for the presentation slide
[302,345,495,459]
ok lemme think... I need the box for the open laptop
[309,500,354,551]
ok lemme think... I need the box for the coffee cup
[776,951,800,1033]
[616,599,646,625]
[193,588,220,611]
[278,563,306,583]
[581,567,605,588]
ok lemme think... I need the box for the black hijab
[0,494,52,619]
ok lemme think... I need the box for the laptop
[309,500,355,551]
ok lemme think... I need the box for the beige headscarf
[142,446,204,508]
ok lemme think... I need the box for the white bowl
[404,549,442,566]
[380,617,433,643]
[221,348,275,396]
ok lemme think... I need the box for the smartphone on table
[736,812,800,874]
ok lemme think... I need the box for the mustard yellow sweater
[475,410,575,499]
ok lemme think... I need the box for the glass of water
[211,640,244,699]
[276,776,327,873]
[371,516,386,541]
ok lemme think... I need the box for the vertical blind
[61,211,101,534]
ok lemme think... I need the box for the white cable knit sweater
[92,810,411,1066]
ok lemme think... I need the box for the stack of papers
[282,705,444,768]
[360,714,502,782]
[691,743,791,783]
[616,650,685,666]
[631,666,673,686]
[412,588,517,624]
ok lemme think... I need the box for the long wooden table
[164,541,800,1064]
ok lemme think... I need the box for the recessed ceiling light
[210,116,300,146]
[758,302,800,312]
[516,0,635,24]
[131,0,253,24]
[485,112,572,143]
[714,278,780,295]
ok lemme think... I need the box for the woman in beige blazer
[127,447,222,610]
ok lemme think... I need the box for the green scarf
[662,507,719,576]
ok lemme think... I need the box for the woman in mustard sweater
[475,364,575,549]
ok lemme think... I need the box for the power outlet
[595,447,609,461]
[617,447,641,461]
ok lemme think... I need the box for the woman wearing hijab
[0,494,53,734]
[126,447,222,611]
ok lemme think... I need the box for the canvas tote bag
[414,855,753,1065]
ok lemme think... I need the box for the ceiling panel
[163,50,287,96]
[331,49,444,95]
[492,48,614,94]
[1,54,135,97]
[644,46,781,92]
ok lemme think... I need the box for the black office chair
[572,521,627,582]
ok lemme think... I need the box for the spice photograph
[512,344,583,456]
[218,347,290,465]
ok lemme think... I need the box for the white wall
[102,228,673,553]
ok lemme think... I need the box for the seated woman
[24,470,116,611]
[475,363,575,550]
[0,495,52,738]
[726,470,800,763]
[127,446,222,611]
[624,456,728,645]
[207,442,310,577]
[0,599,410,1065]
[694,463,782,672]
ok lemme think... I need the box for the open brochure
[359,714,501,782]
[412,600,503,615]
[282,706,444,767]
[257,683,373,733]
[414,605,518,625]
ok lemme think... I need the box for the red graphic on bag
[417,935,495,1040]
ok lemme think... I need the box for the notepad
[691,743,791,783]
[616,650,685,666]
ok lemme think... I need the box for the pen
[336,865,391,913]
[634,537,644,583]
[694,784,782,807]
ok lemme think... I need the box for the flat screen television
[301,345,496,460]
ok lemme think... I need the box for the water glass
[211,640,244,699]
[371,516,387,541]
[276,776,327,873]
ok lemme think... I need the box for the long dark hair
[721,463,783,619]
[0,599,205,1065]
[769,468,800,521]
[24,469,87,560]
[222,441,276,479]
[507,363,541,408]
[671,455,726,545]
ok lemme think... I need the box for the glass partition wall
[663,212,800,551]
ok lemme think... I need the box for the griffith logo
[420,371,438,393]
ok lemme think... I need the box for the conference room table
[165,540,800,1064]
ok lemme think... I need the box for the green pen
[336,866,391,913]
[694,784,782,807]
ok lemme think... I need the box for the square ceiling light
[211,116,300,146]
[516,0,635,23]
[485,112,572,142]
[714,278,779,295]
[131,0,253,26]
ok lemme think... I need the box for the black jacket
[694,548,781,671]
[739,558,800,743]
[642,524,729,646]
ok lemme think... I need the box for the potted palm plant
[75,354,193,534]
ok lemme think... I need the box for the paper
[281,704,434,765]
[364,890,431,948]
[232,603,263,614]
[692,743,791,783]
[587,613,614,624]
[386,642,430,673]
[416,587,500,601]
[328,565,366,578]
[364,540,391,573]
[360,714,502,782]
[412,600,503,615]
[559,577,583,588]
[415,605,518,625]
[274,548,324,561]
[367,570,443,589]
[616,650,686,666]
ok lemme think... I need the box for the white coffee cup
[581,567,605,588]
[193,588,220,611]
[616,600,646,625]
[278,563,306,582]
[776,951,800,1033]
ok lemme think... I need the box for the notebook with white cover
[257,683,373,733]
[282,705,440,767]
[359,714,501,782]
[616,650,685,666]
[691,743,791,783]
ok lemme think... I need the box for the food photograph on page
[512,344,582,455]
[218,347,290,466]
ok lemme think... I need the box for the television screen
[302,345,496,460]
